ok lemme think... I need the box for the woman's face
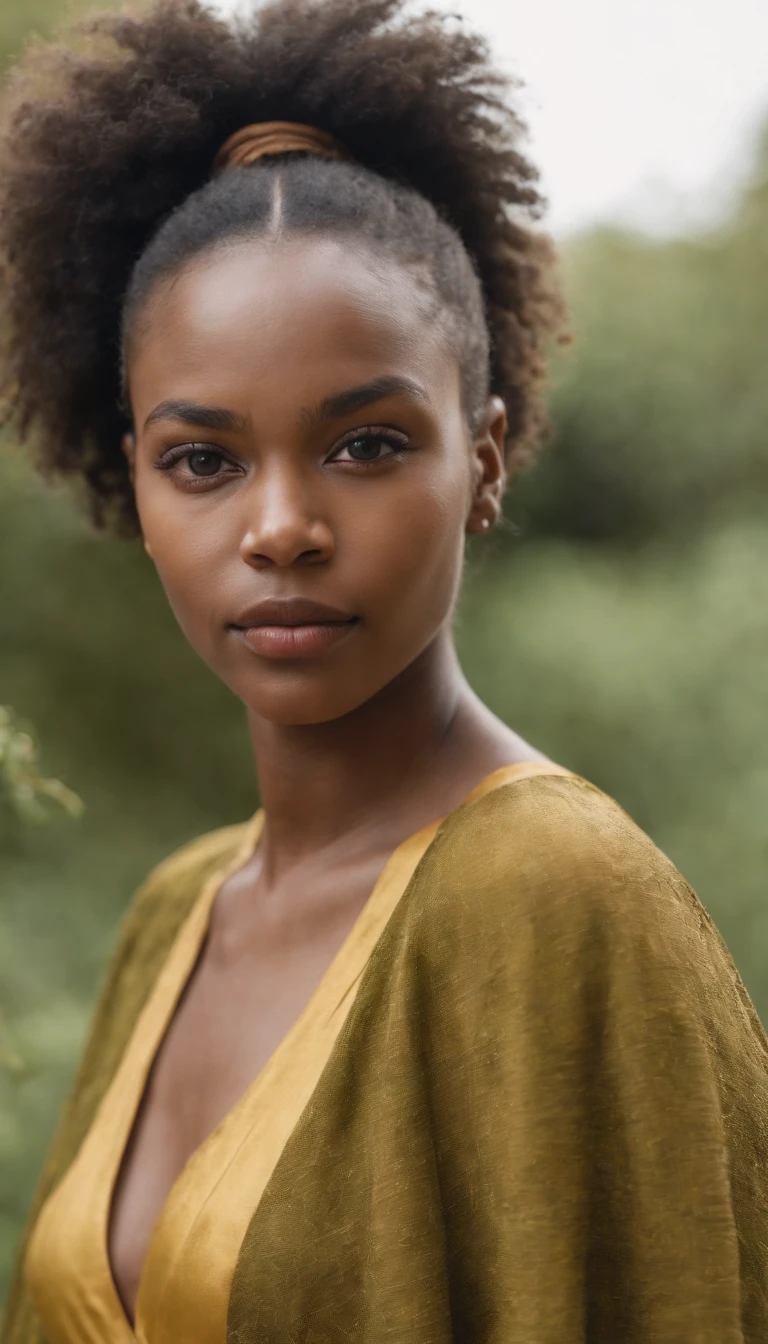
[126,237,505,725]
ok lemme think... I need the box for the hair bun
[214,121,351,172]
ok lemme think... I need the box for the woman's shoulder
[430,768,684,898]
[106,815,257,989]
[411,769,711,968]
[123,817,255,933]
[80,816,258,1065]
[404,768,768,1075]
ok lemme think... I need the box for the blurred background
[2,0,768,1304]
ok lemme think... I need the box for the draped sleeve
[411,774,768,1341]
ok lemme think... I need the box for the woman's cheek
[364,489,463,645]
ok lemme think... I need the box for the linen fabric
[24,764,528,1343]
[4,767,768,1342]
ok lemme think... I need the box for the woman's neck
[246,629,528,881]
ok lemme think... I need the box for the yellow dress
[6,763,768,1343]
[24,763,565,1344]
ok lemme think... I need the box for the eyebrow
[143,375,429,437]
[143,400,249,434]
[300,375,430,428]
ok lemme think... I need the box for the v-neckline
[27,760,569,1344]
[110,800,450,1335]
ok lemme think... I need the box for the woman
[2,0,768,1340]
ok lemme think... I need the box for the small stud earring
[481,518,491,531]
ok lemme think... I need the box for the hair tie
[214,121,351,172]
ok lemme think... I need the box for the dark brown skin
[111,235,547,1324]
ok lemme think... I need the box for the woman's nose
[237,472,335,568]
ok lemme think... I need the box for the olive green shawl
[4,774,768,1342]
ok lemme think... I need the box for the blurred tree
[0,0,110,65]
[512,124,768,547]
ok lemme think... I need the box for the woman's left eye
[329,431,408,465]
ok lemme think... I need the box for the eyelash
[153,427,410,487]
[330,427,409,466]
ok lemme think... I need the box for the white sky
[215,0,768,236]
[449,0,768,236]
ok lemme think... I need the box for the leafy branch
[0,705,84,1073]
[0,704,83,823]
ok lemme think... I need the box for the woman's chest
[26,813,447,1344]
[107,871,377,1323]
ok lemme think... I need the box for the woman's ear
[465,396,508,536]
[121,433,153,559]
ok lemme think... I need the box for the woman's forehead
[128,236,454,416]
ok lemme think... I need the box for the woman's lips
[233,619,358,659]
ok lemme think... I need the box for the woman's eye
[331,433,406,465]
[154,443,238,486]
[185,448,224,476]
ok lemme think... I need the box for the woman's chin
[239,680,385,728]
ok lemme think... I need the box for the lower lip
[233,620,358,659]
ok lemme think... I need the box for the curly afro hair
[0,0,564,536]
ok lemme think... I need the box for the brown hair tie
[214,120,352,172]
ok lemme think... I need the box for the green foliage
[513,126,768,548]
[0,0,101,67]
[0,702,82,1078]
[1,0,768,1311]
[0,705,83,826]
